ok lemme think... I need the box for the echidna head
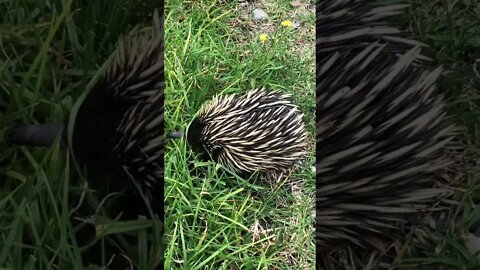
[186,117,202,154]
[186,116,220,162]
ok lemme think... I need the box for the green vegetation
[0,0,161,269]
[164,0,315,269]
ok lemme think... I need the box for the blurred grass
[164,0,315,269]
[0,0,162,269]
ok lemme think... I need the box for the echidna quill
[173,88,309,180]
[5,10,163,218]
[317,0,456,255]
[317,1,428,55]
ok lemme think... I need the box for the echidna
[317,1,427,55]
[72,25,163,218]
[5,10,164,218]
[3,9,164,269]
[185,88,309,179]
[317,0,456,260]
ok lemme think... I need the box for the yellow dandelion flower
[281,20,292,28]
[259,34,268,43]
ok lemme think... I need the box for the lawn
[0,0,162,269]
[163,0,315,269]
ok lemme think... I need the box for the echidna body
[187,88,308,179]
[70,13,163,214]
[317,1,427,55]
[318,43,455,249]
[317,0,456,253]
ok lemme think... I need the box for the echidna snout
[187,88,309,178]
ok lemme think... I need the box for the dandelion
[281,20,292,28]
[259,34,267,43]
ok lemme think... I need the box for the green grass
[163,0,315,269]
[0,0,162,269]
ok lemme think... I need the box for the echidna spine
[188,88,308,179]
